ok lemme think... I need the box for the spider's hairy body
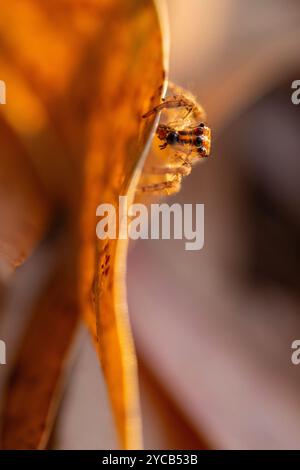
[140,82,212,194]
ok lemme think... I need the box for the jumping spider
[140,82,211,194]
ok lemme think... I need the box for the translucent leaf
[0,0,167,449]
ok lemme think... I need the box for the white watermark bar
[0,80,6,104]
[291,340,300,365]
[0,339,6,365]
[96,196,205,251]
[291,80,300,105]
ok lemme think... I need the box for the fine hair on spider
[140,82,212,194]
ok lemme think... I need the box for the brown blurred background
[21,0,300,449]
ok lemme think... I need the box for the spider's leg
[159,142,168,150]
[182,107,194,120]
[169,82,207,121]
[147,149,192,180]
[165,119,185,127]
[142,95,196,118]
[138,174,182,195]
[170,151,193,174]
[149,163,191,177]
[142,97,184,118]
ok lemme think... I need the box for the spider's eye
[198,146,207,156]
[195,136,203,147]
[194,126,204,136]
[166,131,179,145]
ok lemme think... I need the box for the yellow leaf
[0,0,167,449]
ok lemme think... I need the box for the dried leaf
[76,1,167,449]
[1,253,79,450]
[0,0,167,449]
[0,115,50,280]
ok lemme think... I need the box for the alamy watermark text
[96,196,204,251]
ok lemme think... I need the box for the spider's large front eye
[166,131,179,145]
[195,136,203,147]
